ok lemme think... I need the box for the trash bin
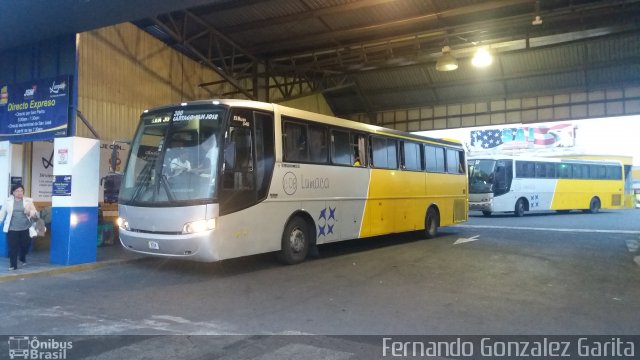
[97,204,114,246]
[97,223,114,246]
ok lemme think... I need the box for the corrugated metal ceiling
[132,0,639,117]
[6,0,637,118]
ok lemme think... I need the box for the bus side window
[446,148,463,174]
[606,165,621,180]
[425,146,445,173]
[308,125,328,163]
[402,141,422,171]
[371,137,387,168]
[371,137,397,169]
[283,121,308,162]
[331,130,351,165]
[559,163,572,178]
[352,133,367,167]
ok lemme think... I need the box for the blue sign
[52,175,72,196]
[0,76,70,142]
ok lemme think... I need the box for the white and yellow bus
[117,99,468,264]
[468,155,624,216]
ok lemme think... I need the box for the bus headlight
[183,219,216,234]
[116,217,130,231]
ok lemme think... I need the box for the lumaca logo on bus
[283,172,297,195]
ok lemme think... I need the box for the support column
[0,141,10,257]
[253,62,268,102]
[50,137,100,265]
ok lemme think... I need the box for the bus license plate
[148,241,159,250]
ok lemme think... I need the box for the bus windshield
[469,159,496,194]
[119,106,226,205]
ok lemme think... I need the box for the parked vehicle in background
[468,155,624,216]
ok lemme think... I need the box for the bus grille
[453,199,466,222]
[611,194,622,206]
[131,229,183,235]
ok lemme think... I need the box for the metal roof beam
[260,0,640,64]
[264,10,640,75]
[343,55,640,105]
[150,16,255,99]
[248,0,535,54]
[218,0,399,34]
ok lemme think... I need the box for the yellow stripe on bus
[360,169,467,237]
[551,179,624,210]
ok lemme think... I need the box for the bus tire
[585,197,601,214]
[556,210,571,214]
[482,211,492,217]
[278,217,310,265]
[425,207,439,239]
[514,198,526,217]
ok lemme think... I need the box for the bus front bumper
[119,229,220,262]
[469,201,493,212]
[469,193,493,212]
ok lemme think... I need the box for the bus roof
[143,99,463,148]
[468,154,622,166]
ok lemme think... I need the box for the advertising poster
[30,140,130,203]
[469,123,575,152]
[0,76,70,142]
[52,175,72,196]
[31,140,55,202]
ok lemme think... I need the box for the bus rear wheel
[514,198,526,217]
[425,208,439,239]
[584,197,601,214]
[482,211,492,217]
[278,217,310,265]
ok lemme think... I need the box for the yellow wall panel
[77,23,229,141]
[278,94,335,116]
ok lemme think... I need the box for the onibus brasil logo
[8,336,72,359]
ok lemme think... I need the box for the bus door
[219,109,274,215]
[494,160,513,196]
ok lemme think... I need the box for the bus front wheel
[425,208,439,239]
[278,217,310,265]
[584,197,601,214]
[514,198,526,217]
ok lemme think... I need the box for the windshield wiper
[160,174,176,202]
[130,160,156,201]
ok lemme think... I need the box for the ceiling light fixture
[532,0,543,25]
[532,15,542,25]
[435,46,458,71]
[471,47,493,68]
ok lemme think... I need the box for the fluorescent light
[471,48,493,68]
